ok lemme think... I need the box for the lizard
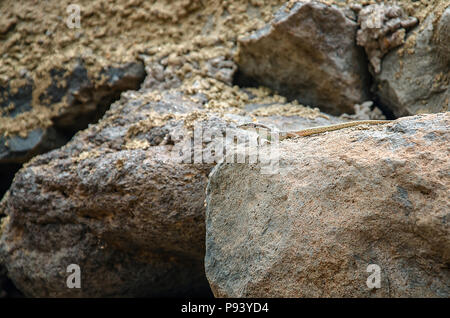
[238,120,393,142]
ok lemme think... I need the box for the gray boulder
[236,1,370,115]
[205,112,450,297]
[375,6,449,117]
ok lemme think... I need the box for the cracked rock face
[356,3,418,75]
[374,5,449,117]
[205,112,450,297]
[236,1,370,115]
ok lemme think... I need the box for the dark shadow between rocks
[0,264,24,298]
[233,59,396,121]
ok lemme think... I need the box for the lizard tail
[287,120,393,138]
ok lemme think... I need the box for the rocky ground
[0,0,448,297]
[206,113,449,297]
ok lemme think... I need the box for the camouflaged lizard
[238,120,392,141]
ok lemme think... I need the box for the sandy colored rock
[0,264,22,298]
[205,112,450,297]
[1,0,443,134]
[0,61,145,139]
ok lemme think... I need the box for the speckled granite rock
[205,112,450,297]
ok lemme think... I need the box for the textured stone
[0,91,211,297]
[436,6,450,64]
[143,54,236,91]
[356,3,418,74]
[205,112,450,297]
[236,1,370,115]
[0,84,345,297]
[0,60,146,163]
[375,6,449,117]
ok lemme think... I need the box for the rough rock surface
[0,61,146,200]
[375,5,449,117]
[236,1,370,115]
[0,0,284,141]
[0,61,145,161]
[356,3,418,74]
[0,91,212,297]
[205,112,450,297]
[0,84,346,296]
[0,264,22,298]
[436,7,450,63]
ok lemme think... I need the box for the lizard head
[237,122,275,143]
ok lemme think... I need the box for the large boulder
[0,83,346,296]
[236,1,370,115]
[205,112,450,297]
[0,90,213,297]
